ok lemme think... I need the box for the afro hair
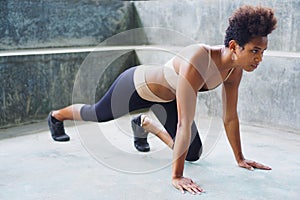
[224,5,277,47]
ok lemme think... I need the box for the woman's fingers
[239,160,254,170]
[177,185,185,194]
[248,160,272,170]
[173,177,204,195]
[239,159,272,170]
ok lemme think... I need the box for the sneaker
[131,114,150,152]
[47,112,70,142]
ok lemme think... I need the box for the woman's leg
[188,122,203,161]
[49,67,153,141]
[51,104,84,121]
[51,67,140,124]
[139,114,174,149]
[48,105,81,142]
[150,101,203,161]
[48,104,85,141]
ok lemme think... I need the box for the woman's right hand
[172,176,204,195]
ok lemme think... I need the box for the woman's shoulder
[180,43,223,58]
[176,43,210,60]
[185,43,210,51]
[173,43,212,71]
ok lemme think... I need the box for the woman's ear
[228,40,237,52]
[229,40,238,61]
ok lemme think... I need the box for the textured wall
[0,50,139,128]
[0,53,85,127]
[238,56,300,131]
[0,0,138,50]
[134,0,300,52]
[73,50,140,104]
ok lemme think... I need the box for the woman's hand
[172,176,204,195]
[238,159,272,170]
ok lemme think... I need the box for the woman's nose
[255,53,263,63]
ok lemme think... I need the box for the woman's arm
[172,64,199,176]
[222,68,244,162]
[222,68,271,170]
[171,46,207,194]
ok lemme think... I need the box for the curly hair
[224,5,277,47]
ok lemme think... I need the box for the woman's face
[236,36,268,72]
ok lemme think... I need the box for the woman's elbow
[177,118,193,129]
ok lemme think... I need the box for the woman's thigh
[81,67,153,122]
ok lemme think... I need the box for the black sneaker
[131,114,150,152]
[47,112,70,142]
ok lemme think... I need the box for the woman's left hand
[238,159,272,170]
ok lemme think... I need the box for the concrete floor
[0,116,299,200]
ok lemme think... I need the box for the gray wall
[134,0,300,52]
[0,0,299,132]
[0,0,139,50]
[238,56,299,130]
[1,53,85,127]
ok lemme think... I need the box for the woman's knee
[80,104,101,122]
[185,146,203,162]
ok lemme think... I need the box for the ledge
[1,45,299,58]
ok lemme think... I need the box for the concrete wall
[238,55,299,130]
[0,0,139,50]
[0,0,299,131]
[134,0,300,52]
[0,50,140,128]
[0,53,85,127]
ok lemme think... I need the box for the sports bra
[163,45,234,92]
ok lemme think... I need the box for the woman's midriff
[145,67,176,102]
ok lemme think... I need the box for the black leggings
[80,67,202,161]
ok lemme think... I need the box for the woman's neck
[218,46,239,70]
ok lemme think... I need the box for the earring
[232,53,237,61]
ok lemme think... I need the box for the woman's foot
[47,112,70,142]
[131,114,150,152]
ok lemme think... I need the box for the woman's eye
[251,50,258,53]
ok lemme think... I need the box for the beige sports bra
[133,45,235,103]
[163,45,234,92]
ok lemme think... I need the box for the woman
[48,5,277,194]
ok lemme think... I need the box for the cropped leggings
[80,67,202,161]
